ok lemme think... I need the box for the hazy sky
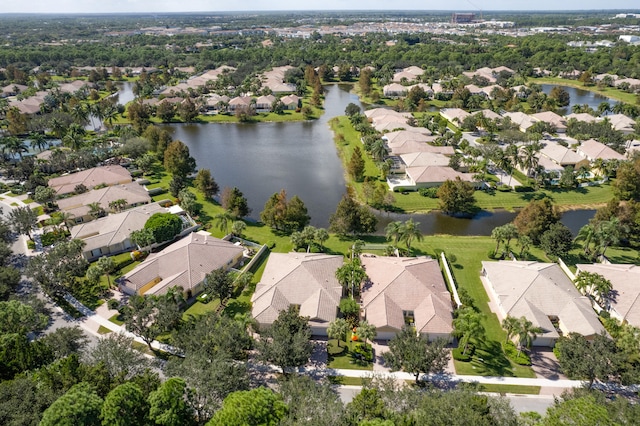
[0,0,637,14]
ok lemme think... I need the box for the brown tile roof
[48,165,132,195]
[482,261,605,339]
[251,252,343,327]
[57,182,150,218]
[360,256,453,336]
[120,233,244,296]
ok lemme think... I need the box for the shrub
[41,230,69,247]
[497,184,512,192]
[502,341,531,365]
[27,240,35,250]
[419,187,439,198]
[115,257,134,271]
[452,346,473,362]
[352,343,373,362]
[107,299,120,310]
[130,250,144,261]
[144,212,182,243]
[515,185,534,193]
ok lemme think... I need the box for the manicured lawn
[327,376,367,386]
[476,384,541,395]
[109,313,124,325]
[327,339,374,371]
[97,325,112,335]
[426,236,536,378]
[182,298,221,319]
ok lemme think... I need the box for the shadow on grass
[468,340,516,377]
[224,299,251,317]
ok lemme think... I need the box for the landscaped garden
[327,337,374,371]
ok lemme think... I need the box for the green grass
[426,236,537,378]
[327,376,367,386]
[327,339,373,371]
[97,325,112,335]
[109,313,124,325]
[182,298,221,319]
[476,384,541,395]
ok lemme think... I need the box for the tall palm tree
[88,202,104,220]
[385,221,404,247]
[356,320,377,349]
[401,219,423,255]
[213,212,234,235]
[516,317,543,357]
[29,132,48,152]
[501,316,520,343]
[335,258,366,298]
[453,307,485,356]
[2,136,28,159]
[370,139,387,162]
[518,142,541,178]
[575,224,596,258]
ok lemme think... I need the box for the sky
[0,0,637,14]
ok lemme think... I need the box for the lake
[124,83,594,236]
[540,84,615,116]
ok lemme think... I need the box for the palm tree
[453,307,485,356]
[335,258,367,298]
[385,221,404,247]
[575,224,596,258]
[213,212,234,235]
[519,142,542,178]
[501,316,520,343]
[314,228,329,252]
[29,132,48,152]
[327,318,350,349]
[62,124,86,150]
[369,139,387,162]
[356,320,377,349]
[2,136,28,159]
[516,317,543,357]
[88,202,104,220]
[401,219,423,256]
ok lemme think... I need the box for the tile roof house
[119,233,244,297]
[71,202,165,260]
[280,94,300,110]
[481,261,606,346]
[577,139,625,162]
[48,165,132,196]
[565,113,599,123]
[607,114,636,134]
[251,252,343,336]
[360,255,453,341]
[57,182,151,223]
[531,111,567,133]
[383,83,408,98]
[440,108,471,126]
[255,94,276,112]
[539,143,586,167]
[502,111,536,132]
[405,166,475,189]
[575,263,640,328]
[392,66,424,83]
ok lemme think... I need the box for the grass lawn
[425,236,537,378]
[475,384,541,395]
[97,325,112,335]
[183,298,221,320]
[109,313,124,326]
[327,339,373,371]
[327,376,367,386]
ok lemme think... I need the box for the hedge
[502,341,532,366]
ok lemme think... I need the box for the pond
[540,84,615,116]
[121,83,595,236]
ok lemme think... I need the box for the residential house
[403,166,475,189]
[392,66,424,83]
[575,263,640,328]
[57,182,151,223]
[531,111,567,133]
[251,252,343,336]
[502,111,536,133]
[481,261,606,346]
[255,94,276,112]
[396,152,451,173]
[1,83,28,97]
[565,113,599,124]
[119,233,244,297]
[228,96,253,112]
[577,139,625,162]
[383,83,408,98]
[71,202,165,260]
[540,143,586,168]
[607,114,636,134]
[440,108,471,127]
[360,255,453,341]
[48,165,132,196]
[280,94,300,110]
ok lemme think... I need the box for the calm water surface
[152,84,594,235]
[540,84,614,116]
[166,84,362,227]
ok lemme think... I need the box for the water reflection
[540,84,614,116]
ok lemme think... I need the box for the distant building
[451,13,475,24]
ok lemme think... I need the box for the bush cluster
[502,341,531,366]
